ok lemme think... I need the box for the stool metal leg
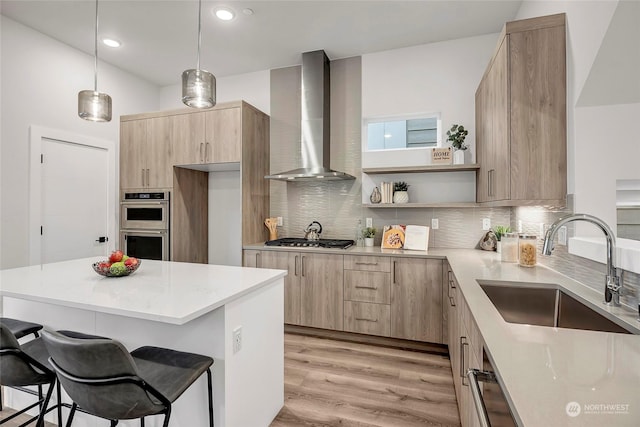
[140,417,145,427]
[207,368,214,427]
[162,407,171,427]
[34,380,54,427]
[56,381,62,427]
[65,403,77,427]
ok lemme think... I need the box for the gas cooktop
[265,238,354,249]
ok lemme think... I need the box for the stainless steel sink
[478,281,632,334]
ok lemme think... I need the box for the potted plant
[362,227,376,247]
[492,225,512,253]
[393,181,410,204]
[447,124,469,165]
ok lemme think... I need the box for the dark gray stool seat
[0,322,61,427]
[42,329,214,427]
[0,317,43,340]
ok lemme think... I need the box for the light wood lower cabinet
[343,255,391,337]
[300,253,344,330]
[447,262,485,427]
[391,257,443,343]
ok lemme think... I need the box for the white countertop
[245,243,640,425]
[445,250,640,426]
[0,257,287,325]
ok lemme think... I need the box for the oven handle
[122,230,167,235]
[121,201,168,206]
[467,368,498,427]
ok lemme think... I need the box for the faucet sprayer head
[542,228,556,255]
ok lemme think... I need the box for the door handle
[301,256,305,277]
[146,169,150,186]
[392,260,397,284]
[467,369,497,427]
[200,143,204,162]
[95,236,108,243]
[256,252,261,268]
[141,168,145,187]
[294,255,299,276]
[206,142,211,162]
[460,336,469,386]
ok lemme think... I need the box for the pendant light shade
[182,0,216,108]
[182,69,216,108]
[78,0,112,122]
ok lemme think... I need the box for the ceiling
[1,1,522,87]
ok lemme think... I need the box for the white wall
[0,16,161,269]
[516,1,639,236]
[158,69,270,115]
[362,33,499,165]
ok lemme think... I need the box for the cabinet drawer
[344,301,390,337]
[344,270,390,304]
[344,255,390,272]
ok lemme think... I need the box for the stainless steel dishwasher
[467,348,517,427]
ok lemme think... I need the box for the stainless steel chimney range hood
[265,50,355,181]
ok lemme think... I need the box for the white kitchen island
[0,257,287,427]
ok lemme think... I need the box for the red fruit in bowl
[98,262,112,271]
[124,257,138,267]
[109,250,124,263]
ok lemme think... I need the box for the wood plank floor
[271,333,461,427]
[2,333,460,427]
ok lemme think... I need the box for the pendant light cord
[196,0,202,71]
[93,0,99,92]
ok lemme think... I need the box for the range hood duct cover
[266,50,355,181]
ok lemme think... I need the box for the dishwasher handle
[467,368,498,427]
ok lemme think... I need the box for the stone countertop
[244,243,640,425]
[0,257,286,325]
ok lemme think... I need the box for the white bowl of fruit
[93,250,141,277]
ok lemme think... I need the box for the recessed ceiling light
[102,38,121,48]
[214,7,235,21]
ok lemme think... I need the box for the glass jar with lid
[518,234,537,267]
[501,233,519,263]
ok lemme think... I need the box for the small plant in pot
[362,227,376,247]
[393,181,410,204]
[492,225,512,253]
[447,124,469,165]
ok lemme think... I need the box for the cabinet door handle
[448,282,456,306]
[146,169,150,187]
[460,336,469,386]
[256,252,261,268]
[355,317,378,322]
[301,256,305,277]
[206,142,211,162]
[294,255,299,276]
[392,260,397,284]
[355,285,378,290]
[200,143,205,162]
[355,262,378,266]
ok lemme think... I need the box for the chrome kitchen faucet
[542,214,622,306]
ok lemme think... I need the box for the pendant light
[182,0,216,108]
[78,0,112,122]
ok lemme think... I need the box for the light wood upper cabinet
[390,258,443,343]
[170,112,205,166]
[300,253,344,330]
[206,107,241,163]
[476,13,566,206]
[120,117,173,190]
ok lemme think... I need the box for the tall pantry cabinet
[476,13,567,206]
[119,101,270,264]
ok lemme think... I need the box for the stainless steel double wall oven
[120,191,170,260]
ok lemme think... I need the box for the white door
[40,137,110,263]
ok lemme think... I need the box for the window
[365,114,441,151]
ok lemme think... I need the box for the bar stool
[42,329,214,427]
[0,322,61,427]
[0,318,43,340]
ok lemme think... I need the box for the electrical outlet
[431,218,439,230]
[539,223,545,238]
[276,217,283,226]
[366,218,373,228]
[518,220,523,233]
[558,226,567,246]
[233,326,242,354]
[482,218,491,231]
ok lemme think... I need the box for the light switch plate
[276,217,283,226]
[482,218,491,231]
[558,226,567,245]
[431,218,439,230]
[366,218,373,228]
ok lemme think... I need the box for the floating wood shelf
[365,202,480,209]
[362,164,480,174]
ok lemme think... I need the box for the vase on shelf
[393,191,409,204]
[453,149,466,165]
[370,186,382,204]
